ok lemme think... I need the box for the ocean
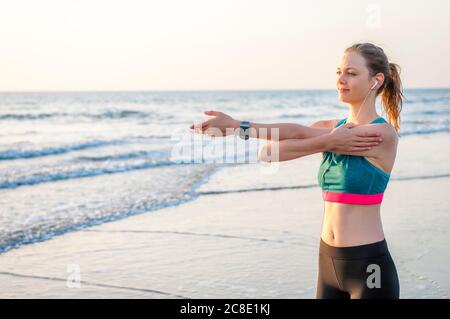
[1,89,449,254]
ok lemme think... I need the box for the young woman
[190,43,403,299]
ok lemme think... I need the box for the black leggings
[316,238,400,299]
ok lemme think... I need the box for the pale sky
[1,0,449,91]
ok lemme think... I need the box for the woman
[190,43,403,299]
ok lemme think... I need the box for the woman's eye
[335,71,355,75]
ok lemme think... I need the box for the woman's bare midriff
[321,201,385,247]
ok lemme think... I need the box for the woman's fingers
[353,142,378,147]
[199,123,209,133]
[199,120,210,128]
[190,121,209,133]
[204,110,223,116]
[190,110,228,132]
[189,110,221,130]
[356,137,383,143]
[356,131,381,138]
[351,147,372,151]
[190,122,206,130]
[354,138,382,145]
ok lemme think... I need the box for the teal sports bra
[317,117,390,205]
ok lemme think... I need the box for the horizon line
[1,87,449,94]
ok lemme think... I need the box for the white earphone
[354,80,379,122]
[371,80,378,90]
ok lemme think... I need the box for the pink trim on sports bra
[322,190,384,205]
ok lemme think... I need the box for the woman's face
[336,51,374,103]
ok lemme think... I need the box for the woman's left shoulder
[383,120,398,138]
[378,119,399,146]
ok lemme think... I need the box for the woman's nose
[337,75,346,85]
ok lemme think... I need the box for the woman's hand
[328,122,383,152]
[189,110,240,137]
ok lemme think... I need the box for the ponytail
[381,63,403,135]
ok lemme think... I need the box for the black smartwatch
[239,120,250,140]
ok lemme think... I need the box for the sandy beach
[0,132,449,299]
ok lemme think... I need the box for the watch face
[239,121,250,139]
[239,127,249,139]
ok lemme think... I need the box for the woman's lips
[338,88,350,93]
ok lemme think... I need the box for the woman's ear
[374,73,385,89]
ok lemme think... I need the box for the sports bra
[317,117,390,205]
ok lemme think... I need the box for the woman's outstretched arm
[244,121,332,140]
[258,134,331,162]
[190,110,335,141]
[190,111,382,150]
[258,123,382,162]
